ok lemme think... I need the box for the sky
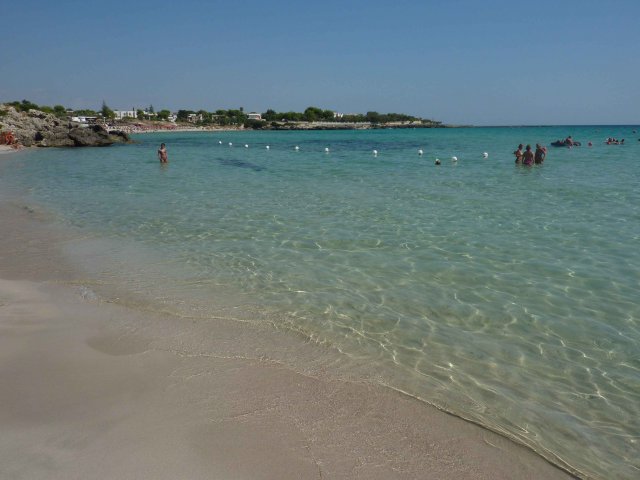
[1,0,638,125]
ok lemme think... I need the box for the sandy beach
[0,198,577,479]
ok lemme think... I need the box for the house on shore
[114,110,137,120]
[187,113,204,123]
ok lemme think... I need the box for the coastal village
[1,100,445,150]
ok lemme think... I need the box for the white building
[247,112,262,120]
[114,110,137,120]
[187,113,204,123]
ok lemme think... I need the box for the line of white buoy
[215,141,489,162]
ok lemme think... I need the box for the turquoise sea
[1,126,639,479]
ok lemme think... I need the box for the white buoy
[244,144,249,148]
[418,149,423,156]
[325,147,330,153]
[228,142,233,146]
[451,156,458,162]
[483,152,489,158]
[294,146,299,151]
[373,149,378,156]
[218,140,222,144]
[266,145,270,150]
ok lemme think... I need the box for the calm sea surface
[1,126,639,479]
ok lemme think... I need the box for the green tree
[322,109,335,121]
[225,109,247,125]
[365,111,381,124]
[74,109,97,116]
[101,101,115,119]
[281,111,303,122]
[263,109,277,121]
[176,110,194,122]
[9,99,39,112]
[53,105,67,117]
[197,109,210,124]
[244,119,266,129]
[303,106,323,122]
[157,109,171,121]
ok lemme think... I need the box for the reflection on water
[2,126,639,479]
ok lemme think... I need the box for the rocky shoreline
[0,106,130,148]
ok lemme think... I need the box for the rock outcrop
[0,106,130,147]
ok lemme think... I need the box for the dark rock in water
[219,158,265,171]
[0,106,130,147]
[69,125,118,147]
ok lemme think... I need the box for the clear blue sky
[1,0,638,125]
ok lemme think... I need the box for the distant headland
[0,100,448,148]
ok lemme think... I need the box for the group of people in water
[605,137,625,145]
[514,144,546,165]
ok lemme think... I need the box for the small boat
[550,140,581,147]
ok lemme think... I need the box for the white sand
[0,201,576,479]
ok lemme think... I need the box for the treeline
[264,107,438,125]
[3,100,441,129]
[176,106,439,129]
[5,99,67,117]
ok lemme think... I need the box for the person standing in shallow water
[514,144,524,164]
[157,143,168,163]
[534,144,546,164]
[523,144,534,166]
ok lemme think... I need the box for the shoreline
[108,121,447,135]
[0,145,21,154]
[0,185,579,478]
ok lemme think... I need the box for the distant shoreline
[108,120,450,135]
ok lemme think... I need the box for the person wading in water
[157,143,168,164]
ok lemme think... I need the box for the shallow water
[1,126,639,479]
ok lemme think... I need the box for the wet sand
[0,200,577,479]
